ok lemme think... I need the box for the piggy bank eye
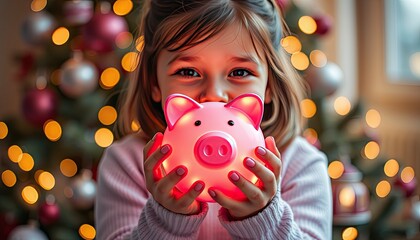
[228,120,234,126]
[194,120,201,126]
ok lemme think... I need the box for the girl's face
[153,23,271,106]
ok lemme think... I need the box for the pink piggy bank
[161,93,265,202]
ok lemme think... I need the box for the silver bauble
[21,11,56,45]
[59,57,98,98]
[67,170,96,210]
[8,224,48,240]
[305,62,344,99]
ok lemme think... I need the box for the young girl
[95,0,332,239]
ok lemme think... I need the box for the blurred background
[0,0,419,239]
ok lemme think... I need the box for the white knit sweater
[95,134,332,240]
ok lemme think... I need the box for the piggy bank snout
[194,132,237,167]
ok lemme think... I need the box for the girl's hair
[118,0,306,148]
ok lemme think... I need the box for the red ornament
[0,212,19,239]
[394,176,417,198]
[38,202,60,226]
[22,88,58,126]
[314,15,333,35]
[82,11,128,53]
[275,0,290,11]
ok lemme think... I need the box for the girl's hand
[208,136,281,219]
[143,132,205,215]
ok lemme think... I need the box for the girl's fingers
[154,165,187,196]
[144,144,171,186]
[143,132,163,158]
[243,157,277,195]
[207,188,238,211]
[228,170,266,205]
[255,136,282,180]
[176,181,205,209]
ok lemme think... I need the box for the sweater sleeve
[218,137,332,239]
[95,135,208,240]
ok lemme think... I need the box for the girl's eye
[229,69,250,77]
[176,68,200,77]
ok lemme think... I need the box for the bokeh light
[113,0,133,16]
[135,36,144,52]
[52,27,70,45]
[38,171,55,190]
[98,106,118,125]
[22,185,39,204]
[303,128,318,145]
[384,159,399,177]
[342,227,358,240]
[8,145,23,163]
[281,36,302,54]
[79,224,96,240]
[300,99,317,118]
[401,166,415,183]
[291,52,309,70]
[376,180,391,198]
[334,96,351,116]
[2,170,17,187]
[121,52,139,72]
[60,158,78,177]
[18,153,35,171]
[44,120,62,141]
[115,31,133,49]
[100,67,120,89]
[298,16,317,34]
[0,121,8,139]
[364,141,380,160]
[339,187,355,207]
[31,0,47,12]
[131,120,140,132]
[95,128,114,148]
[366,109,381,128]
[309,50,327,67]
[328,160,344,179]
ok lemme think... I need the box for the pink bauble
[82,12,128,53]
[394,177,417,198]
[38,202,60,226]
[63,0,94,25]
[314,15,333,35]
[160,93,265,202]
[22,88,58,126]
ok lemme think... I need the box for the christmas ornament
[159,93,265,202]
[7,222,48,240]
[314,15,333,35]
[59,53,98,98]
[22,87,58,126]
[67,170,96,210]
[275,0,290,11]
[82,3,129,53]
[21,11,56,46]
[332,160,371,225]
[0,212,18,239]
[394,176,417,198]
[412,198,420,221]
[305,62,343,99]
[38,196,60,226]
[63,0,94,26]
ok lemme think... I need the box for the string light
[8,145,23,163]
[376,180,391,198]
[22,185,39,204]
[366,109,381,128]
[342,227,358,240]
[44,120,62,141]
[60,158,78,177]
[52,27,70,45]
[364,141,380,160]
[281,36,301,54]
[113,0,133,16]
[0,121,8,139]
[384,159,399,177]
[334,96,351,116]
[328,160,344,179]
[309,50,327,67]
[79,224,96,240]
[135,36,145,52]
[121,52,139,72]
[1,170,17,187]
[300,99,317,118]
[98,106,118,125]
[38,171,55,190]
[100,67,120,89]
[303,128,318,145]
[339,187,355,207]
[18,153,35,171]
[95,128,114,148]
[131,120,140,132]
[401,166,415,183]
[31,0,47,12]
[291,52,309,70]
[298,16,317,34]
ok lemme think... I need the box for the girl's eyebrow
[167,54,200,66]
[229,55,260,65]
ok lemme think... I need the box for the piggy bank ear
[225,93,263,130]
[164,94,202,130]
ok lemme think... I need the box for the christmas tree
[0,0,418,239]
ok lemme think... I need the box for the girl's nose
[199,78,229,103]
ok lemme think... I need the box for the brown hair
[118,0,306,148]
